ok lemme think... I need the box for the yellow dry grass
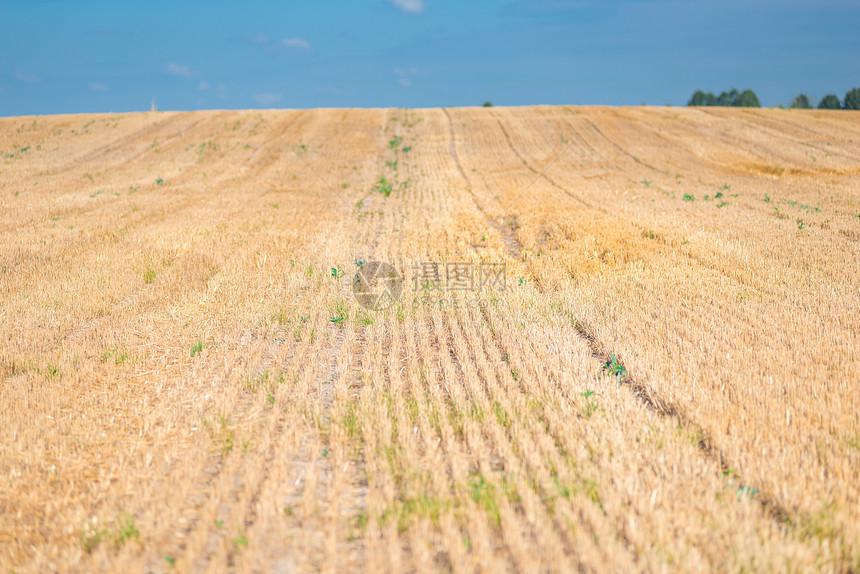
[1,105,859,572]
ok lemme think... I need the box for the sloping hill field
[1,106,859,572]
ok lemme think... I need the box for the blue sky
[1,0,858,115]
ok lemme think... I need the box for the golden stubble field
[1,105,859,572]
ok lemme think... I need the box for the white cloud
[89,82,108,92]
[14,71,40,83]
[166,62,195,78]
[254,92,283,105]
[242,32,269,45]
[395,66,417,88]
[198,81,210,91]
[280,37,312,51]
[388,0,425,13]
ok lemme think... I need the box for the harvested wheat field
[1,105,859,572]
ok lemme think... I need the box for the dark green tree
[736,89,761,107]
[844,87,860,110]
[688,90,717,106]
[817,94,841,110]
[789,94,812,109]
[717,89,740,107]
[687,87,760,108]
[482,101,494,107]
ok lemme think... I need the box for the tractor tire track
[491,114,788,305]
[442,108,524,261]
[579,113,662,173]
[463,115,799,537]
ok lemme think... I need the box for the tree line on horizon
[688,87,860,110]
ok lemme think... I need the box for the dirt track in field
[1,106,859,572]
